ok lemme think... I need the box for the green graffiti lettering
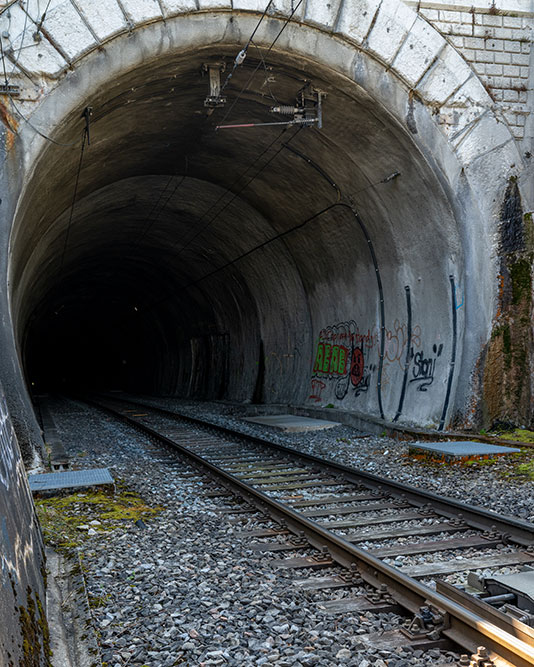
[313,343,324,372]
[322,344,331,372]
[338,347,347,374]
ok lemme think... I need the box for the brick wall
[404,1,533,144]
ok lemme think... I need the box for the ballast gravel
[135,396,534,523]
[43,397,460,667]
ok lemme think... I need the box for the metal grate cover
[28,468,114,492]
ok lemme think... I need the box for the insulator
[235,49,247,66]
[271,105,298,115]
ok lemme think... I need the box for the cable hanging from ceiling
[58,106,92,274]
[216,0,304,128]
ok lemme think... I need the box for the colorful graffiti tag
[309,321,377,401]
[309,319,435,404]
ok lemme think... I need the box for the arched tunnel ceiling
[9,39,461,420]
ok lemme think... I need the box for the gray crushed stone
[134,397,534,523]
[42,396,462,666]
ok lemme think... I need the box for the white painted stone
[453,112,513,165]
[366,0,417,65]
[336,0,381,45]
[160,0,198,15]
[417,44,472,105]
[269,0,305,21]
[75,0,128,40]
[14,36,67,78]
[392,16,445,87]
[448,74,491,109]
[437,75,493,138]
[120,0,162,24]
[42,1,96,60]
[233,0,271,11]
[197,0,232,9]
[304,0,342,29]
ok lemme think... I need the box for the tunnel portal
[12,42,461,428]
[2,5,524,440]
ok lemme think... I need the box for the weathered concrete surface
[0,387,47,665]
[243,414,340,431]
[1,7,525,434]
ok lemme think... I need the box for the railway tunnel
[0,2,532,664]
[3,5,524,446]
[14,40,463,422]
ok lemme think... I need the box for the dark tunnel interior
[11,40,459,417]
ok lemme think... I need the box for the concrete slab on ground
[243,414,340,432]
[409,441,520,459]
[28,468,114,492]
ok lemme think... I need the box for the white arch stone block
[160,0,202,14]
[268,0,305,21]
[439,75,492,138]
[43,1,96,60]
[75,0,128,41]
[233,0,271,11]
[453,112,513,165]
[392,16,445,87]
[304,0,342,30]
[366,0,417,64]
[416,43,472,105]
[198,0,232,10]
[336,0,381,45]
[120,0,163,24]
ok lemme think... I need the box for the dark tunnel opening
[10,38,465,426]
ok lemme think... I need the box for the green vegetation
[497,428,534,444]
[35,485,163,552]
[510,258,532,305]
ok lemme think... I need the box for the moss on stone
[510,258,532,305]
[18,587,51,666]
[35,485,163,552]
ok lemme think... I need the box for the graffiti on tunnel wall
[309,319,443,405]
[309,320,378,402]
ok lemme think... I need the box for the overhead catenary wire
[58,114,90,274]
[168,126,301,262]
[217,0,304,129]
[3,0,33,88]
[219,0,274,97]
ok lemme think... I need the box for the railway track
[87,395,534,666]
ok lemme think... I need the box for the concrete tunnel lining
[4,11,503,432]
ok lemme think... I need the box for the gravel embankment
[42,397,462,667]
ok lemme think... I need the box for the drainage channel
[87,395,534,667]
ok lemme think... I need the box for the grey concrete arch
[0,6,524,451]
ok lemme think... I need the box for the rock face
[481,180,534,429]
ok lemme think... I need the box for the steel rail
[89,397,534,666]
[102,395,534,546]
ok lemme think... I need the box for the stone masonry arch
[0,0,526,450]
